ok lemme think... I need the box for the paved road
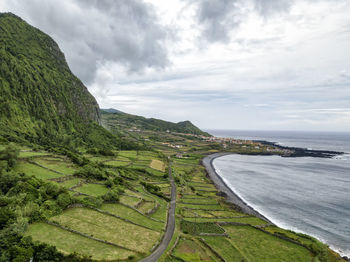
[139,161,176,262]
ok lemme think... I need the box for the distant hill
[101,109,211,137]
[101,108,125,114]
[0,13,138,149]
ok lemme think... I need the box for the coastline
[202,152,350,261]
[201,152,273,224]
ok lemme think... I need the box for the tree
[0,144,19,170]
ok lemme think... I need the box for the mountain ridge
[100,108,211,136]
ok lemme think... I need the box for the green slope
[101,109,211,137]
[0,13,140,150]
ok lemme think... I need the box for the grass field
[184,216,268,225]
[263,226,321,247]
[173,238,215,262]
[101,204,165,231]
[181,220,225,235]
[181,209,215,218]
[137,201,156,214]
[150,159,166,172]
[25,222,137,260]
[178,203,225,210]
[120,195,142,207]
[118,151,137,158]
[224,225,313,262]
[58,178,81,189]
[50,208,161,253]
[18,151,50,158]
[145,167,165,177]
[104,160,131,167]
[202,236,245,262]
[75,183,109,197]
[208,210,245,217]
[33,159,77,175]
[14,162,64,180]
[179,198,218,205]
[150,200,168,222]
[130,162,150,169]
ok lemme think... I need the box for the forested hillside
[101,109,211,137]
[0,13,141,150]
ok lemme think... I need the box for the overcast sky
[1,0,350,131]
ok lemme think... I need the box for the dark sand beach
[202,153,273,224]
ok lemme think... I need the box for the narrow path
[139,160,176,262]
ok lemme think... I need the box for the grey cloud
[197,0,239,43]
[2,0,170,83]
[254,0,293,17]
[188,0,295,43]
[187,0,240,43]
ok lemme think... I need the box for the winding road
[140,161,176,262]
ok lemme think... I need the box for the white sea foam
[213,152,350,258]
[333,153,350,160]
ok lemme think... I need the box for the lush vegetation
[0,12,346,262]
[180,220,225,235]
[0,13,143,152]
[0,146,76,261]
[101,109,211,136]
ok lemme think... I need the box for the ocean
[207,130,350,257]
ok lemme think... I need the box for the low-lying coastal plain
[3,129,347,261]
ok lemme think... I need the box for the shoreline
[201,152,273,224]
[202,152,350,260]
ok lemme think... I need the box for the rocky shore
[257,140,344,158]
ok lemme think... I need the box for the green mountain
[0,13,137,150]
[101,108,211,136]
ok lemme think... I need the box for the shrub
[180,220,224,235]
[102,189,120,203]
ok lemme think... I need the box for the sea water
[208,130,350,257]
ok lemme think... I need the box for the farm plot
[224,225,313,262]
[25,222,137,260]
[137,201,157,214]
[33,158,77,175]
[50,208,161,253]
[14,161,64,180]
[18,151,51,158]
[118,151,138,159]
[101,204,165,231]
[150,199,168,222]
[180,209,216,218]
[179,198,218,205]
[184,216,268,226]
[57,178,82,189]
[178,203,225,210]
[120,195,142,207]
[104,160,131,167]
[172,238,215,262]
[209,210,246,217]
[180,220,225,235]
[201,236,245,262]
[75,183,109,197]
[150,159,166,172]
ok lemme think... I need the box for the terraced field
[161,156,321,262]
[25,222,137,260]
[21,150,171,260]
[15,146,340,262]
[50,208,161,253]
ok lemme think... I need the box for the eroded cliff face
[0,12,101,136]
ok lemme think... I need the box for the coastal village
[156,130,294,156]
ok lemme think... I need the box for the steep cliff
[0,13,100,142]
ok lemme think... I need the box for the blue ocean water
[209,130,350,257]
